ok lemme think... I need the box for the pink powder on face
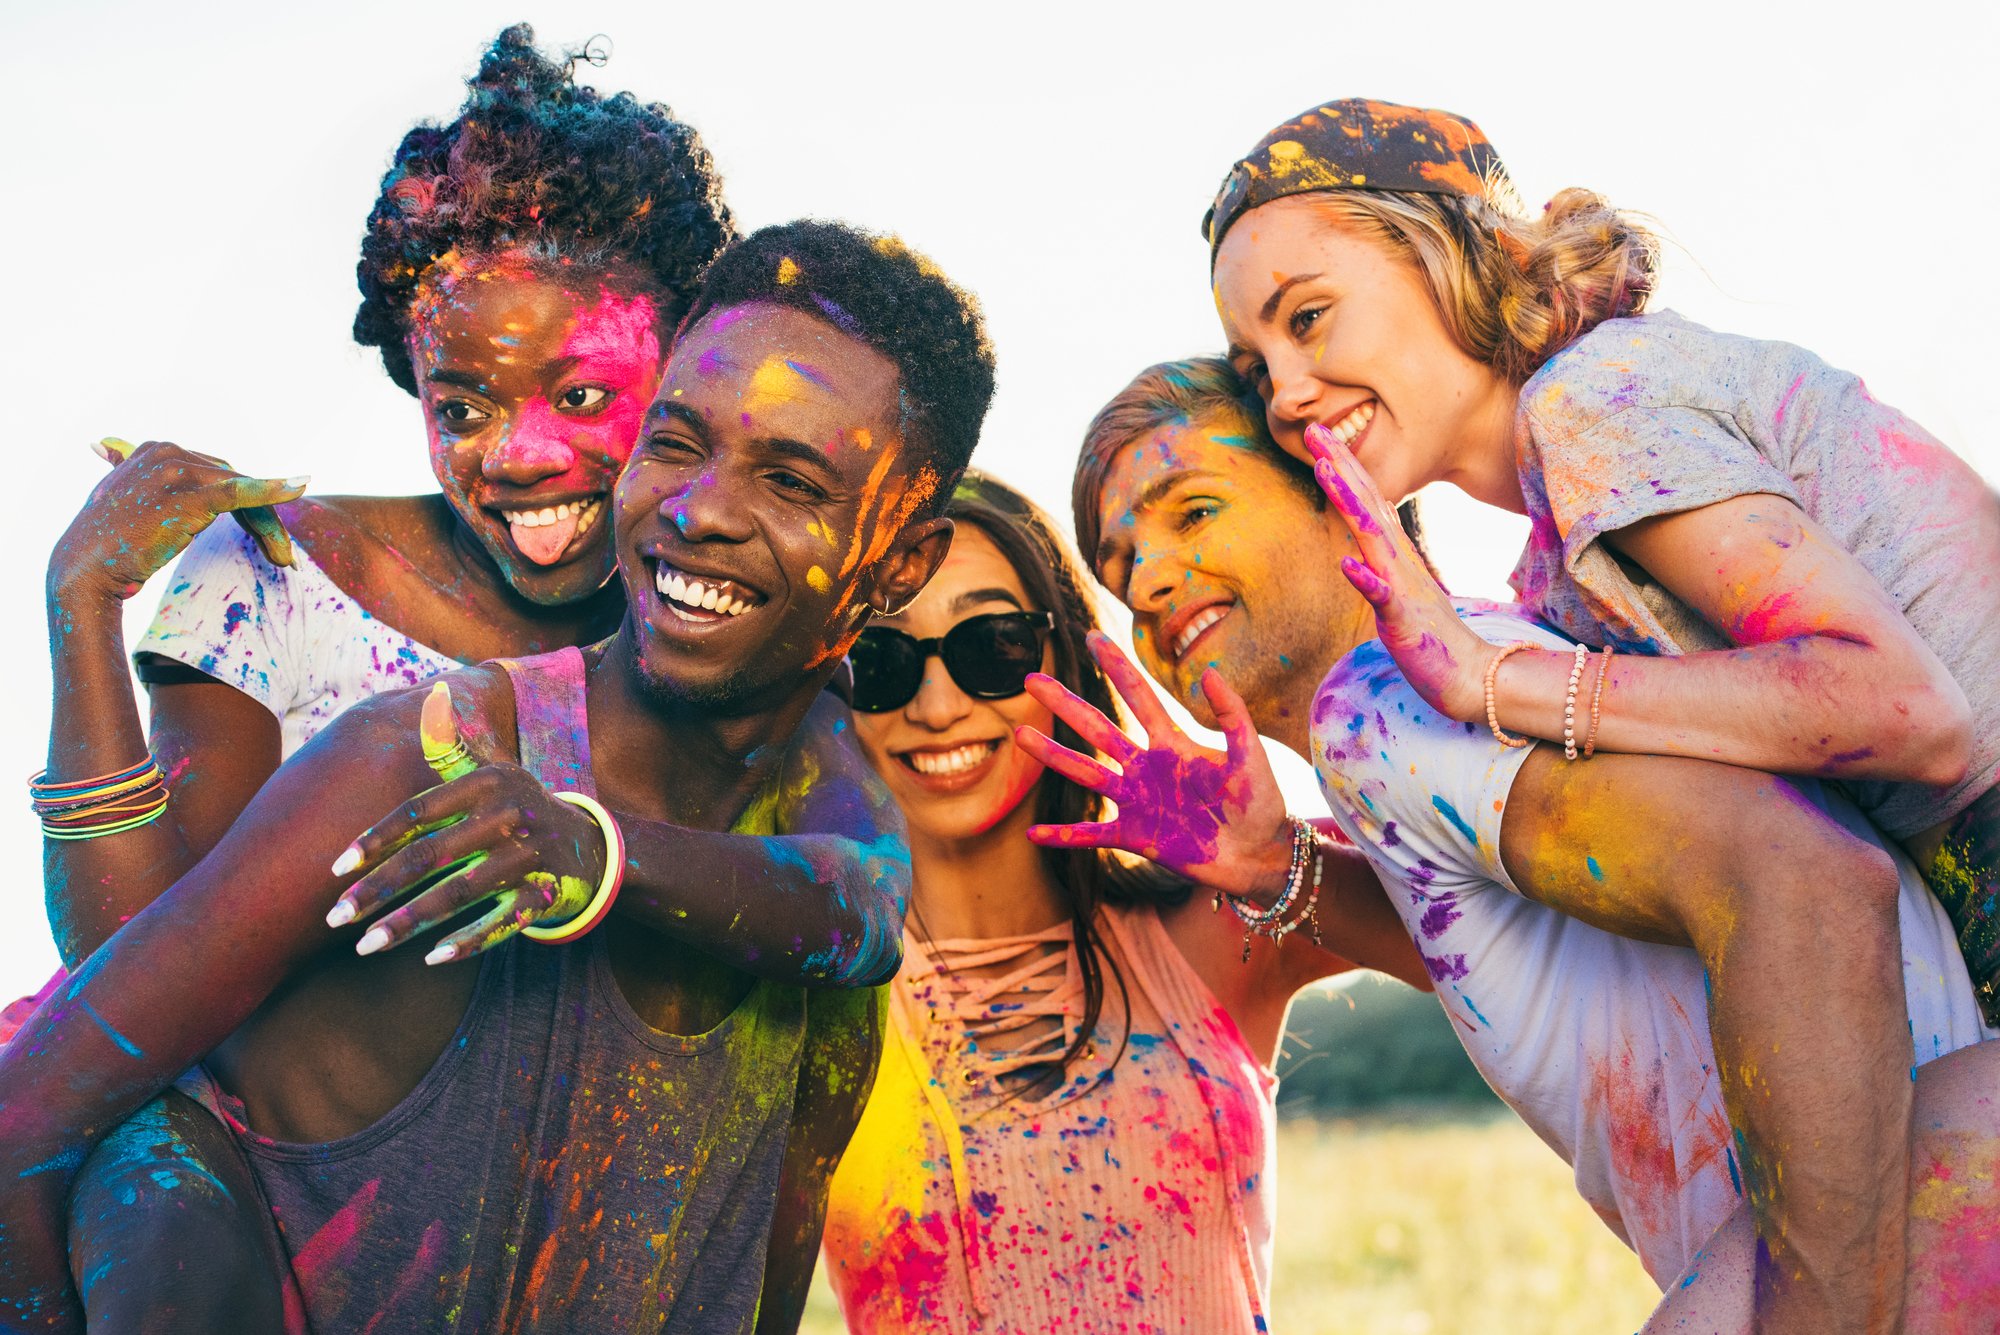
[969,750,1047,837]
[478,287,663,487]
[561,289,660,370]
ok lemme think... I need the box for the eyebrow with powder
[423,368,494,392]
[653,400,845,484]
[949,587,1024,615]
[650,400,709,435]
[1092,468,1223,569]
[1259,273,1322,325]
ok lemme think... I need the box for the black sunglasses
[847,611,1055,713]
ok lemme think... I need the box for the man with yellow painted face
[0,221,993,1335]
[1030,357,2000,1331]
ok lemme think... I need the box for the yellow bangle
[520,792,625,943]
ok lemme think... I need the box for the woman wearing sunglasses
[819,471,1427,1332]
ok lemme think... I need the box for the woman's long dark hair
[939,471,1189,1082]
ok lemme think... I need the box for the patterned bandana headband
[1203,98,1515,257]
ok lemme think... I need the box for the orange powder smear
[1415,159,1488,196]
[809,463,941,669]
[836,448,905,580]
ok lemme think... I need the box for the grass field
[798,1109,1662,1334]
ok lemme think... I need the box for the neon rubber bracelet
[42,800,170,841]
[29,758,157,794]
[520,792,625,944]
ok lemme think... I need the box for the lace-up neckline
[905,923,1085,1090]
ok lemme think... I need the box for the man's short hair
[681,220,996,506]
[1071,356,1321,574]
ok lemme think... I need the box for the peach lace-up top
[823,902,1278,1333]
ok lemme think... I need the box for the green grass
[799,1109,1661,1333]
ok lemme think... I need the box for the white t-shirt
[1308,602,1994,1286]
[135,522,459,758]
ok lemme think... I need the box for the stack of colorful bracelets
[1219,815,1326,961]
[31,755,170,841]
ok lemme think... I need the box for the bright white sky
[1,0,1992,993]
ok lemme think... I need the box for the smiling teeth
[1174,605,1231,660]
[907,743,996,776]
[653,563,752,616]
[504,497,602,529]
[1326,401,1376,445]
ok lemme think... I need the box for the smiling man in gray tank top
[0,220,995,1334]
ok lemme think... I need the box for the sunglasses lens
[848,631,924,712]
[945,615,1046,699]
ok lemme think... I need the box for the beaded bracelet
[1484,643,1537,749]
[1222,817,1317,961]
[1268,840,1326,949]
[1583,646,1616,759]
[1561,642,1590,761]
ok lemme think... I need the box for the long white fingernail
[424,943,456,966]
[283,476,311,490]
[331,847,361,877]
[325,899,356,928]
[355,926,389,956]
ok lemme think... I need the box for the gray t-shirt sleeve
[1514,310,2000,836]
[1532,403,1802,563]
[1518,401,1806,654]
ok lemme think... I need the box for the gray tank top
[238,647,808,1333]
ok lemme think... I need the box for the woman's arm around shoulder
[44,448,310,963]
[321,684,914,988]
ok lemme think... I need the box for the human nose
[1264,353,1327,434]
[662,468,754,543]
[481,404,579,486]
[904,651,973,731]
[1126,538,1188,619]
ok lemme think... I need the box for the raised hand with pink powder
[1303,421,1495,721]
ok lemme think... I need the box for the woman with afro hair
[21,25,915,1331]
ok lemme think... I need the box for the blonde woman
[1206,100,2000,1333]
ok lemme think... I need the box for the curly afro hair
[680,220,996,504]
[354,24,734,396]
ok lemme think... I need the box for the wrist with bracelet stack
[31,755,171,841]
[1484,641,1618,761]
[1216,816,1327,961]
